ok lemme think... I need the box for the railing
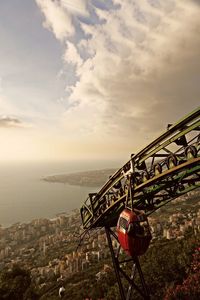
[80,107,200,231]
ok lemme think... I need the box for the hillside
[42,168,117,187]
[0,232,199,300]
[0,191,199,299]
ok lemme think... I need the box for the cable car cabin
[117,209,152,257]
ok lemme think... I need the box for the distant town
[0,188,199,290]
[42,169,117,187]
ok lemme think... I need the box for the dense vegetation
[0,231,199,300]
[0,265,38,300]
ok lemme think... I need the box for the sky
[0,0,200,162]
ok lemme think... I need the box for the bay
[0,160,120,227]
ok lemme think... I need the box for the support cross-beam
[105,227,150,300]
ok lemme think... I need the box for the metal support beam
[126,262,136,300]
[105,227,150,300]
[105,227,126,300]
[135,257,150,299]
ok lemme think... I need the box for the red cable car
[117,208,152,257]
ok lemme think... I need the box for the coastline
[42,168,117,187]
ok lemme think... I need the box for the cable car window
[119,217,128,230]
[134,223,145,236]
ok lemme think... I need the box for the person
[59,286,65,298]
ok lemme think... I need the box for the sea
[0,160,121,228]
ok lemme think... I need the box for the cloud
[35,0,75,40]
[60,0,89,16]
[0,116,31,129]
[63,41,83,68]
[36,0,200,155]
[35,0,89,41]
[65,1,199,136]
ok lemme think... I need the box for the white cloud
[36,0,200,155]
[35,0,90,41]
[63,41,83,68]
[60,0,89,16]
[66,1,200,138]
[35,0,75,40]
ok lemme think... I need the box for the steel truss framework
[79,107,200,299]
[80,108,200,231]
[105,227,150,300]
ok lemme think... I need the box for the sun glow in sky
[0,0,200,162]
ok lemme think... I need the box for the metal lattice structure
[81,108,200,230]
[80,107,200,299]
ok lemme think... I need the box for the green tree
[0,265,38,300]
[164,247,200,300]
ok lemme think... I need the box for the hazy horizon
[0,159,121,228]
